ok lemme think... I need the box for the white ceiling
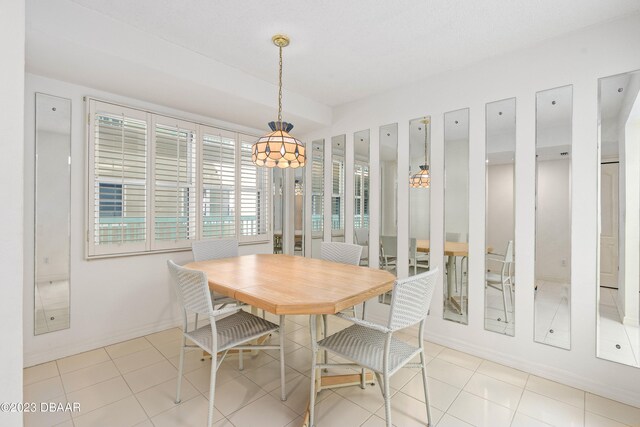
[27,1,640,132]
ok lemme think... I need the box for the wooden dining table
[184,253,396,426]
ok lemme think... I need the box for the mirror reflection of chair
[486,240,514,323]
[354,228,369,265]
[410,238,429,275]
[167,260,286,427]
[380,235,398,271]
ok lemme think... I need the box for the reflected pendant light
[410,118,431,188]
[252,35,306,169]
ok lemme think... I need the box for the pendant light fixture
[409,118,431,188]
[252,34,306,169]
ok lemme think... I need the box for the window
[201,127,236,239]
[354,163,369,229]
[87,99,270,257]
[331,159,344,231]
[311,142,324,236]
[239,135,270,241]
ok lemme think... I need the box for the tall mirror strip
[310,139,325,258]
[331,135,346,242]
[354,129,370,266]
[598,70,640,367]
[272,168,285,253]
[443,108,470,324]
[485,98,516,336]
[379,123,398,272]
[35,93,72,335]
[294,166,304,256]
[409,117,431,277]
[534,85,573,349]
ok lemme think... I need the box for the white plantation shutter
[88,101,148,256]
[152,118,197,249]
[332,159,345,231]
[201,126,236,239]
[354,163,370,229]
[311,144,324,236]
[239,134,270,241]
[86,99,271,257]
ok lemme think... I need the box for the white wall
[302,13,640,407]
[23,74,273,366]
[0,1,25,425]
[444,139,469,239]
[535,159,571,283]
[486,163,514,260]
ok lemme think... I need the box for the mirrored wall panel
[598,70,640,367]
[354,129,370,266]
[294,167,304,256]
[443,108,470,324]
[380,123,398,275]
[409,117,431,276]
[535,85,572,349]
[273,168,285,253]
[485,98,516,336]
[35,93,71,335]
[311,140,325,257]
[331,135,346,242]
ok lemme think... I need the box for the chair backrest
[445,232,461,243]
[192,238,239,262]
[409,238,417,257]
[167,260,215,317]
[380,235,398,258]
[354,228,369,246]
[320,242,363,266]
[387,268,439,331]
[504,240,514,263]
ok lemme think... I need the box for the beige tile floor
[23,314,640,427]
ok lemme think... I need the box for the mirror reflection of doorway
[600,162,619,289]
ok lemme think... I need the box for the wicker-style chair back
[167,260,215,317]
[504,240,514,263]
[387,268,438,331]
[192,239,239,262]
[320,242,363,266]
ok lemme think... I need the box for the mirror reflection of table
[416,240,492,314]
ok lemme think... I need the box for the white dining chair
[308,268,439,427]
[191,239,241,329]
[320,241,364,317]
[485,240,514,323]
[167,260,286,427]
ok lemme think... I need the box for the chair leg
[322,314,328,371]
[175,335,186,404]
[383,373,392,427]
[194,313,199,330]
[238,349,244,371]
[207,353,217,427]
[361,301,367,320]
[279,315,286,401]
[501,282,510,323]
[309,317,318,427]
[420,350,432,426]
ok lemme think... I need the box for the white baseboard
[423,330,640,408]
[23,316,182,367]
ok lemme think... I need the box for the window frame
[86,99,271,259]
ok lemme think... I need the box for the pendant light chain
[278,45,283,123]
